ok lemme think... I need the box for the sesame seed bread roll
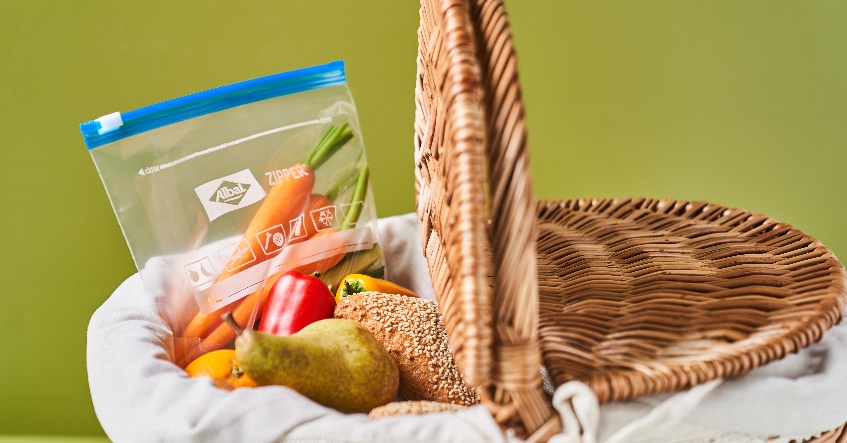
[334,292,480,406]
[369,401,468,419]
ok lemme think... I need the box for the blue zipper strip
[80,60,346,150]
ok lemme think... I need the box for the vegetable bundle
[81,61,386,367]
[176,126,375,365]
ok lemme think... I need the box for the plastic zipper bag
[80,61,384,366]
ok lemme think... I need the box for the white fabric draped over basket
[87,213,847,443]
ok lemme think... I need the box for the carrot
[288,194,332,245]
[177,123,356,366]
[177,265,287,367]
[179,167,314,339]
[193,229,353,357]
[176,194,342,366]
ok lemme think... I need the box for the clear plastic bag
[80,61,384,366]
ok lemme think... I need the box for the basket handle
[415,0,556,437]
[468,0,553,435]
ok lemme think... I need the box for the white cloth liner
[87,213,847,443]
[551,379,724,443]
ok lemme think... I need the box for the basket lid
[415,0,551,435]
[536,198,847,403]
[414,1,847,441]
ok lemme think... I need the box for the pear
[223,313,399,413]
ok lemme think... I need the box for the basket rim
[535,197,847,404]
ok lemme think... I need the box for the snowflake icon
[310,205,338,232]
[318,209,334,227]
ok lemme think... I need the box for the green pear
[223,314,398,413]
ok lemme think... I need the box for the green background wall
[1,0,845,438]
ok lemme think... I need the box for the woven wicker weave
[536,198,847,403]
[814,424,847,443]
[414,0,847,440]
[416,0,550,435]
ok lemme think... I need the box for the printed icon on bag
[288,214,307,241]
[339,201,364,227]
[210,181,251,206]
[194,169,267,222]
[203,290,224,309]
[184,257,216,288]
[310,205,337,231]
[219,238,256,272]
[255,224,286,255]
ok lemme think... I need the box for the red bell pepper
[258,271,336,336]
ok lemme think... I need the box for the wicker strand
[536,198,847,404]
[416,0,493,389]
[810,423,847,443]
[416,0,553,437]
[470,0,550,433]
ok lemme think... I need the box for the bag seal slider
[96,112,123,135]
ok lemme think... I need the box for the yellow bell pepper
[335,274,418,303]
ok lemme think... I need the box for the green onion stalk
[304,123,354,171]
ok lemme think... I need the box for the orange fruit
[184,349,258,390]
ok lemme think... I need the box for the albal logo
[195,169,267,221]
[211,181,251,205]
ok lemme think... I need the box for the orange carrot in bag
[183,277,276,364]
[195,228,352,356]
[289,194,332,245]
[176,124,355,365]
[176,169,313,362]
[177,194,334,363]
[180,189,322,340]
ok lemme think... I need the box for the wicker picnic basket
[413,0,847,441]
